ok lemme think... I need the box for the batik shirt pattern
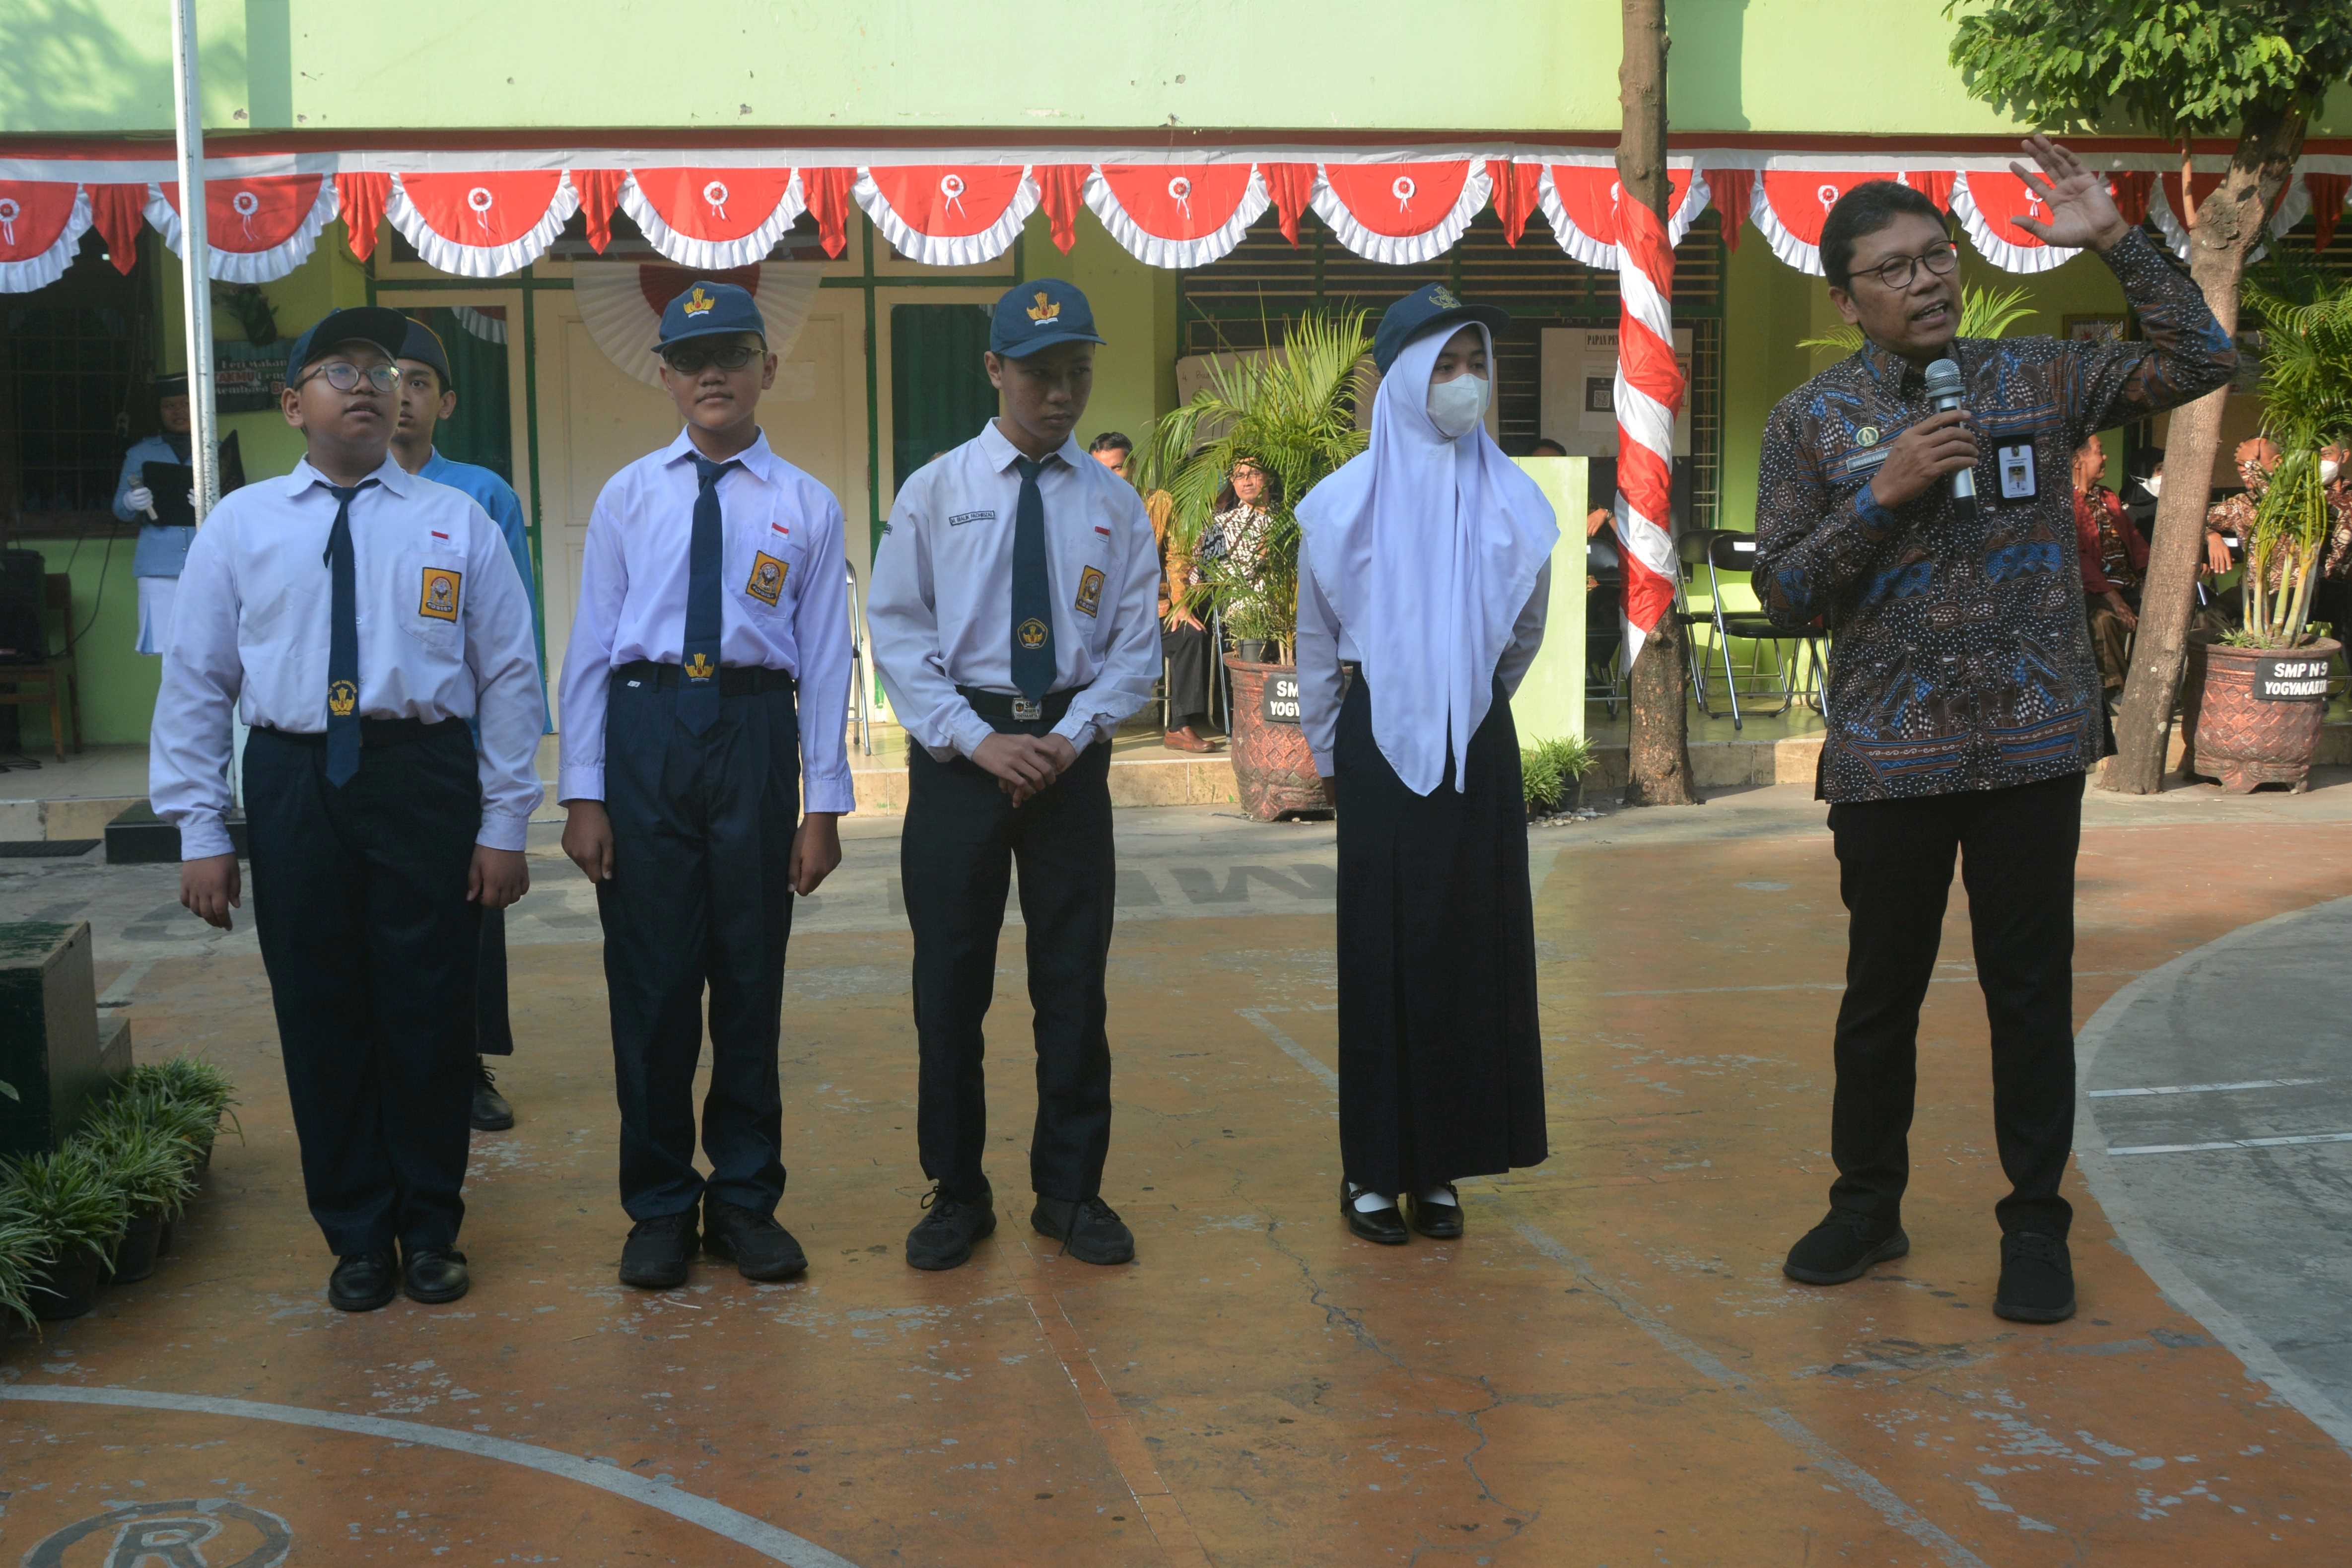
[1753,228,2235,802]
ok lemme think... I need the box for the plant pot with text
[1223,656,1333,821]
[2180,633,2341,793]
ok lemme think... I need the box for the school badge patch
[747,551,788,606]
[1018,616,1049,650]
[1074,565,1105,618]
[328,679,357,717]
[419,566,462,622]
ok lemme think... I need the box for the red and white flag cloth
[1084,163,1268,269]
[387,170,579,278]
[1613,191,1684,665]
[621,168,806,272]
[0,180,94,292]
[1540,165,1709,270]
[1313,160,1491,265]
[856,165,1036,267]
[145,174,339,284]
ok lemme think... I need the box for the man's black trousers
[1825,769,2082,1239]
[902,738,1115,1204]
[596,673,800,1221]
[245,719,481,1256]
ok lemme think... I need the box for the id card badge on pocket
[1998,443,2037,501]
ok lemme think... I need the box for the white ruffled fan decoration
[571,263,823,391]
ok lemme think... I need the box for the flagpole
[169,0,218,523]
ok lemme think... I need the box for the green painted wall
[31,535,156,747]
[6,1,2343,136]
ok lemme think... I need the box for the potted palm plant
[2181,268,2349,793]
[1145,310,1374,820]
[5,1145,130,1320]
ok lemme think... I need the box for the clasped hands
[974,731,1078,807]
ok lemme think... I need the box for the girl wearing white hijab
[1295,284,1559,1246]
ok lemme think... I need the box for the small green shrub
[0,1201,53,1329]
[1521,735,1597,815]
[2,1146,130,1268]
[82,1122,198,1224]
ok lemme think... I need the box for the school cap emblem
[1428,285,1463,309]
[685,652,715,681]
[1018,616,1049,650]
[683,286,716,317]
[328,679,357,717]
[1026,291,1060,324]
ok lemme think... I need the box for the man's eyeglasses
[1854,241,1959,292]
[300,361,400,394]
[662,342,761,374]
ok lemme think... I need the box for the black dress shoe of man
[619,1211,698,1290]
[1407,1185,1463,1239]
[1032,1195,1136,1265]
[1341,1180,1409,1246]
[402,1246,471,1304]
[1994,1231,2076,1323]
[702,1199,809,1282]
[1783,1210,1909,1284]
[906,1185,997,1271]
[470,1058,515,1132]
[328,1250,398,1312]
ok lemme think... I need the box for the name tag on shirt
[1998,444,2037,501]
[949,509,996,528]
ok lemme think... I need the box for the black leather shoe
[905,1185,997,1271]
[1032,1195,1135,1265]
[1782,1210,1909,1285]
[619,1211,698,1289]
[402,1245,470,1304]
[702,1198,808,1282]
[469,1059,515,1132]
[1341,1180,1409,1246]
[1994,1231,2076,1323]
[1406,1185,1463,1239]
[328,1250,398,1312]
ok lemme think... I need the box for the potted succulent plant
[1144,310,1374,820]
[2180,268,2349,793]
[5,1146,130,1320]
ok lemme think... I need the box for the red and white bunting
[387,170,579,278]
[855,165,1036,267]
[622,168,806,272]
[1538,166,1707,270]
[1313,160,1490,265]
[1085,163,1268,269]
[1751,171,1900,275]
[1948,170,2076,273]
[146,173,338,284]
[0,180,93,292]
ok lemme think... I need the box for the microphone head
[1923,358,1964,400]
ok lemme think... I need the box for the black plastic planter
[30,1247,107,1321]
[110,1211,165,1284]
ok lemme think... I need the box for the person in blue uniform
[114,373,197,656]
[391,317,547,1134]
[867,279,1162,1272]
[556,280,855,1292]
[150,307,545,1313]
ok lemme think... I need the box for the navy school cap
[657,280,765,353]
[284,306,410,381]
[990,278,1105,359]
[1372,282,1511,374]
[398,317,455,392]
[153,371,189,397]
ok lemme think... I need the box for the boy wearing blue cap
[150,307,545,1311]
[392,316,547,1134]
[556,280,855,1291]
[868,278,1162,1271]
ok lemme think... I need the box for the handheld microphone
[1922,358,1974,502]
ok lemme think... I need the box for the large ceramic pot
[2179,633,2342,793]
[1222,655,1333,821]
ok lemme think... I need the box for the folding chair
[1682,529,1815,731]
[844,562,874,755]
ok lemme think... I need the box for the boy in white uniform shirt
[868,278,1161,1272]
[151,307,544,1313]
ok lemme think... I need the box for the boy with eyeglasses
[556,280,854,1291]
[151,307,545,1312]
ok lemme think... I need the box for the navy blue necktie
[321,479,378,786]
[1010,457,1054,702]
[679,455,738,735]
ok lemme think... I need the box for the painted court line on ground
[0,1384,863,1568]
[2105,1130,2352,1157]
[1232,1007,1993,1568]
[2088,1076,2326,1099]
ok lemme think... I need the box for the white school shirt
[867,421,1161,761]
[149,454,546,860]
[1294,536,1550,778]
[555,427,856,814]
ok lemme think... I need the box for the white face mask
[2141,474,2163,498]
[1426,372,1489,441]
[2323,458,2343,484]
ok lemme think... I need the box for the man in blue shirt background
[114,372,199,656]
[393,317,548,1134]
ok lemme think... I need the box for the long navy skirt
[1332,670,1548,1194]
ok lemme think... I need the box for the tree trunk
[2102,105,2307,794]
[1618,0,1699,806]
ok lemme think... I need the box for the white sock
[1347,1183,1398,1214]
[1417,1184,1459,1207]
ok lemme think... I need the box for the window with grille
[0,234,153,539]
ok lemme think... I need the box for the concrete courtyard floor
[3,774,2351,1566]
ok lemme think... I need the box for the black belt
[617,659,797,696]
[255,717,467,748]
[957,684,1081,728]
